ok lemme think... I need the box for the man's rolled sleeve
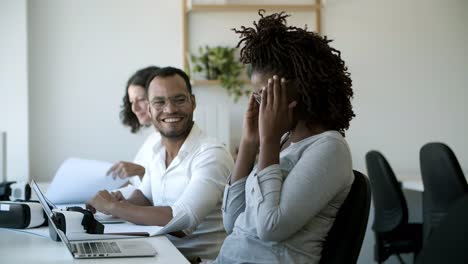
[161,146,233,235]
[167,203,197,235]
[137,171,153,202]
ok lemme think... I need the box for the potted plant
[190,45,250,101]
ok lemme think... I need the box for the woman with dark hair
[213,11,355,263]
[107,66,160,189]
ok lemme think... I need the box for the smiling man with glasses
[86,67,234,261]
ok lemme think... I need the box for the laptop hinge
[71,243,78,253]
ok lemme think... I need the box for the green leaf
[190,45,248,102]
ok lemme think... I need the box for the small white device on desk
[31,179,157,259]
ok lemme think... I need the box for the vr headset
[0,201,46,229]
[0,181,42,229]
[0,181,31,201]
[52,206,104,235]
[0,202,103,237]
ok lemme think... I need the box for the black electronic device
[0,181,31,201]
[52,206,104,235]
[0,201,47,229]
[0,181,15,200]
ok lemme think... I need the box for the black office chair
[419,142,468,243]
[320,170,371,264]
[416,194,468,264]
[365,151,422,263]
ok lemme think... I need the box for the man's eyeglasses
[150,95,190,111]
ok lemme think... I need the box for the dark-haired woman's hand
[259,75,297,145]
[231,93,261,183]
[257,75,297,171]
[241,93,260,147]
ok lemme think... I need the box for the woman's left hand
[258,75,297,144]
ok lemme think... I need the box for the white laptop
[31,179,157,259]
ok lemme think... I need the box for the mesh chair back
[420,142,468,241]
[417,194,468,264]
[366,151,408,233]
[320,170,371,264]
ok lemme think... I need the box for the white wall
[0,0,29,182]
[323,0,468,177]
[190,0,468,178]
[28,0,183,181]
[322,1,468,263]
[26,0,468,183]
[188,0,318,154]
[25,1,468,261]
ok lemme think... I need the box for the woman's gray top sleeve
[221,176,247,234]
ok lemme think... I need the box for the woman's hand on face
[259,75,297,144]
[241,93,260,147]
[106,161,145,180]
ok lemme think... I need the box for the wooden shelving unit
[190,79,221,86]
[188,4,318,12]
[182,0,322,82]
[190,79,251,86]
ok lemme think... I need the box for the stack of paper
[46,158,127,204]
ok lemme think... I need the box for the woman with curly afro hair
[213,11,355,263]
[107,66,160,190]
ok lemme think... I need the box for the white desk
[401,171,468,192]
[402,180,424,192]
[0,228,189,264]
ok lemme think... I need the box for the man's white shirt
[138,123,234,260]
[128,131,161,187]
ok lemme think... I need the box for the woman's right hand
[106,161,145,180]
[231,93,260,183]
[241,93,260,148]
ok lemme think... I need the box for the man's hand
[85,190,120,215]
[111,190,126,202]
[126,189,152,206]
[106,161,145,180]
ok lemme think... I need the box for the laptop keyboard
[73,241,121,255]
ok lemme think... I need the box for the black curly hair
[233,10,354,135]
[120,66,160,133]
[144,66,193,95]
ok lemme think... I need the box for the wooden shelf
[191,79,220,85]
[188,4,319,13]
[191,79,251,86]
[182,0,322,75]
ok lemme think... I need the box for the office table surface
[402,179,424,192]
[0,228,190,264]
[398,170,468,192]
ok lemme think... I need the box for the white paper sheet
[104,223,163,237]
[114,185,138,199]
[46,158,127,204]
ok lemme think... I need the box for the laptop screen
[30,180,75,254]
